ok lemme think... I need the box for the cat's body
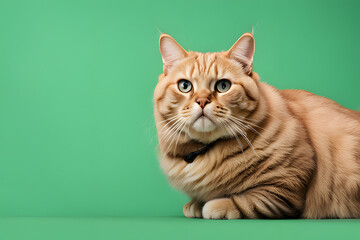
[154,34,360,219]
[281,88,360,218]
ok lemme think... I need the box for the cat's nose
[196,98,211,108]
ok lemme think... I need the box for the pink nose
[196,98,210,108]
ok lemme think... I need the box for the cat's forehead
[186,52,220,77]
[175,51,238,85]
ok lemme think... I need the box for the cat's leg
[202,188,302,219]
[183,200,204,218]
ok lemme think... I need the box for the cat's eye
[178,79,192,93]
[215,79,231,93]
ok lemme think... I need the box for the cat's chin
[187,118,224,143]
[187,127,223,144]
[191,116,217,133]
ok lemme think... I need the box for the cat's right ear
[159,34,188,75]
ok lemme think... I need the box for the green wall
[0,0,359,217]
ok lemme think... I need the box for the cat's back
[280,88,360,163]
[279,89,360,140]
[279,89,360,218]
[280,89,360,120]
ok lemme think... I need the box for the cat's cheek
[157,101,181,118]
[158,90,188,116]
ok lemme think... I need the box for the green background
[0,0,359,239]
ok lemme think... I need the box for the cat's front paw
[202,198,240,219]
[183,200,203,218]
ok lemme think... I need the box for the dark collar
[184,139,219,163]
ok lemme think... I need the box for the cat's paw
[202,198,240,219]
[183,200,203,218]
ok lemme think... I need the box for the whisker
[158,114,181,124]
[159,117,181,135]
[229,115,270,145]
[228,118,247,136]
[227,120,260,158]
[162,120,184,144]
[229,118,263,144]
[160,118,183,141]
[172,119,188,156]
[164,120,186,155]
[229,115,264,130]
[219,122,243,165]
[223,121,244,153]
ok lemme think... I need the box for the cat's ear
[227,33,255,75]
[159,34,188,75]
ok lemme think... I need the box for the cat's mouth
[192,113,217,132]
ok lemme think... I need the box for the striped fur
[154,33,360,219]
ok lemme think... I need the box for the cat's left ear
[159,34,188,75]
[227,33,255,75]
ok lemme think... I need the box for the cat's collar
[184,139,220,164]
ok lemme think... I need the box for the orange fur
[154,33,360,219]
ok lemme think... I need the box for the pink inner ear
[228,35,255,75]
[160,35,188,75]
[163,64,169,75]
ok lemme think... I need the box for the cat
[153,32,360,219]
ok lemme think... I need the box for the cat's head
[154,33,260,144]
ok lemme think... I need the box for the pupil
[222,83,226,89]
[183,82,188,89]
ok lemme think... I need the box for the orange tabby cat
[154,32,360,219]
